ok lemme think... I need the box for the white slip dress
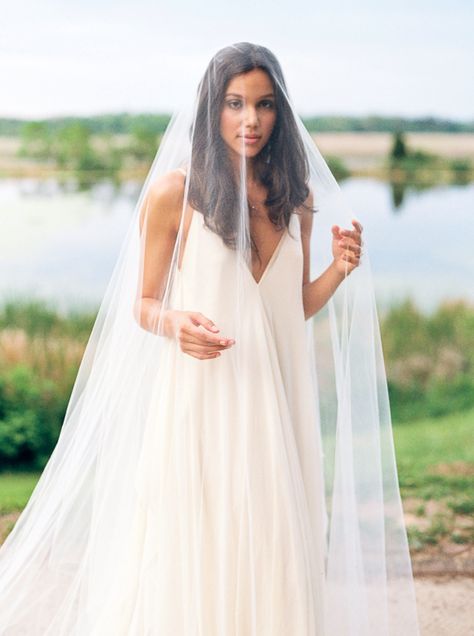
[0,175,329,635]
[115,190,329,635]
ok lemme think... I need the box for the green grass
[393,408,474,550]
[0,471,41,514]
[393,407,474,499]
[1,408,473,551]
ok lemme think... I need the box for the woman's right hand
[164,310,235,360]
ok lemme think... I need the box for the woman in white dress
[0,42,420,635]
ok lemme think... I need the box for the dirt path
[414,575,474,635]
[1,512,473,633]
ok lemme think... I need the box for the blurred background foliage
[4,114,472,184]
[0,297,472,471]
[381,299,474,422]
[1,112,473,554]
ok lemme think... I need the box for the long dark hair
[187,42,315,257]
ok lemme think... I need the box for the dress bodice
[174,207,305,335]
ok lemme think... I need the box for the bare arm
[134,170,236,358]
[300,190,363,319]
[299,190,346,320]
[134,170,183,337]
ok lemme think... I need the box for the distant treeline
[0,113,473,136]
[303,115,474,133]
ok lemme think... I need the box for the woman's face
[220,68,277,161]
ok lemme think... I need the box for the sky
[1,0,472,120]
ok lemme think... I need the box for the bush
[382,299,474,422]
[0,297,472,469]
[326,156,350,181]
[0,365,67,470]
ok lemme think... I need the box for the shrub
[0,365,67,470]
[382,299,474,422]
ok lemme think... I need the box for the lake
[1,176,472,316]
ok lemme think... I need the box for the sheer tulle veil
[0,42,420,635]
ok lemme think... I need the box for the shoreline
[0,132,473,182]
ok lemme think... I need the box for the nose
[243,105,259,128]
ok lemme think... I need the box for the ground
[1,509,473,635]
[415,575,474,635]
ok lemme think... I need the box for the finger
[184,343,223,359]
[187,350,221,360]
[181,325,235,347]
[339,241,362,255]
[342,252,361,266]
[341,251,358,263]
[352,219,363,233]
[189,313,236,345]
[340,230,362,246]
[338,236,358,250]
[189,312,220,333]
[176,314,229,344]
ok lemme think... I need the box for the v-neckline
[181,208,289,287]
[249,228,288,286]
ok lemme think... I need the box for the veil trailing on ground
[0,42,420,635]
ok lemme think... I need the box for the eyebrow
[225,92,275,98]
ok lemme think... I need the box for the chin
[234,145,262,158]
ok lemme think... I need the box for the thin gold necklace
[247,198,267,219]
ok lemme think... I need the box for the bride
[0,42,420,635]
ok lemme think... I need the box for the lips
[239,135,261,140]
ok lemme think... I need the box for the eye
[226,100,242,110]
[259,100,275,109]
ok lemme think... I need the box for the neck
[229,152,257,183]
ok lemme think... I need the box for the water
[1,176,472,315]
[340,178,473,314]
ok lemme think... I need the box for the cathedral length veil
[0,42,420,635]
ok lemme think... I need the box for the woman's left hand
[331,219,363,276]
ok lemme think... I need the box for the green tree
[128,121,159,162]
[390,131,408,161]
[52,122,102,171]
[18,121,51,160]
[0,366,66,469]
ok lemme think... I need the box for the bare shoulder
[140,168,187,234]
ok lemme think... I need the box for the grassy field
[312,132,474,160]
[1,408,473,551]
[394,407,474,552]
[0,472,40,514]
